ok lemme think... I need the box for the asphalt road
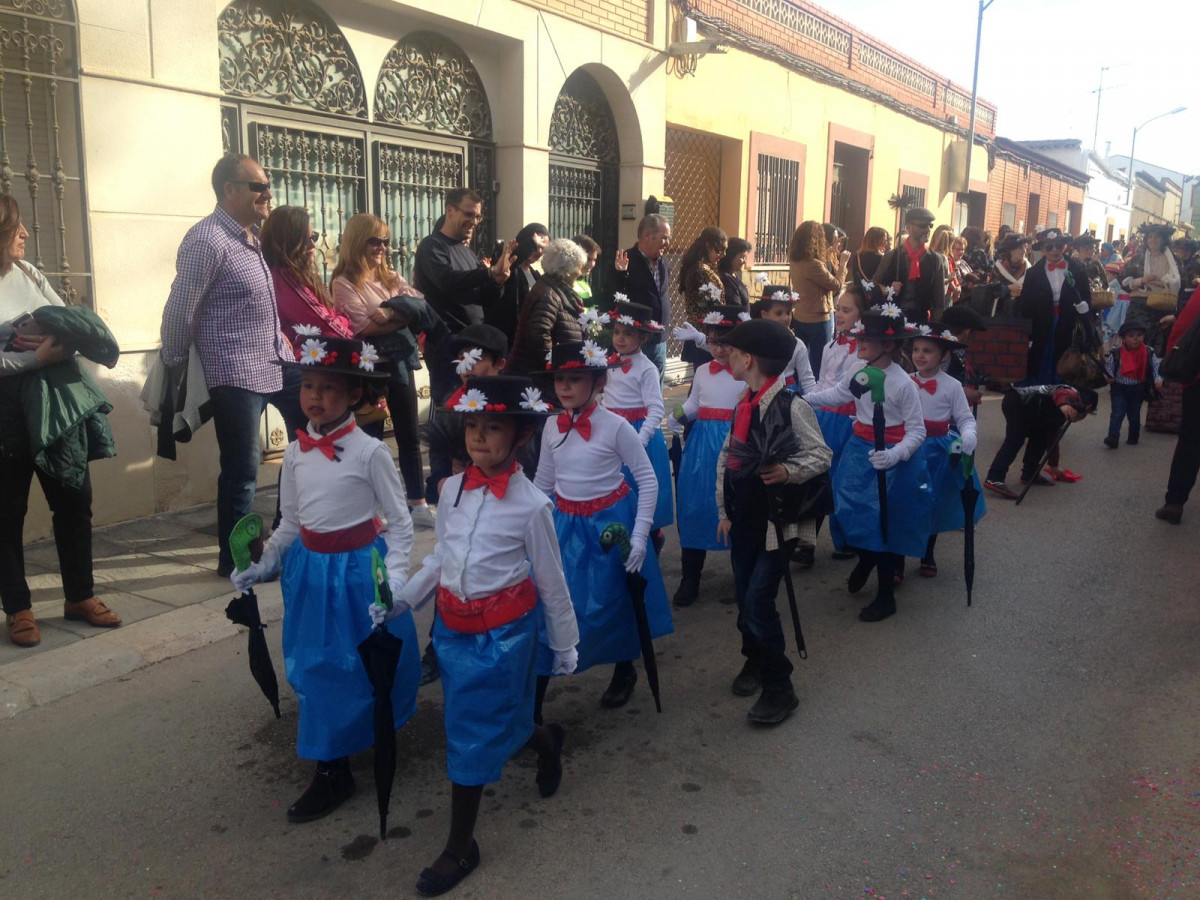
[1,393,1197,900]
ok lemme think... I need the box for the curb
[0,582,283,719]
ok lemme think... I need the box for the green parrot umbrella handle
[371,548,393,616]
[849,366,889,542]
[224,513,280,718]
[229,513,264,573]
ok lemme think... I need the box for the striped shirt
[161,206,285,393]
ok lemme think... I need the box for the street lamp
[1125,106,1187,204]
[963,0,996,219]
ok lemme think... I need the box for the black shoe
[831,547,857,560]
[600,665,637,708]
[1155,504,1183,525]
[217,561,234,578]
[420,643,440,686]
[792,545,815,569]
[1103,433,1119,449]
[287,759,355,823]
[536,724,565,798]
[984,480,1019,500]
[415,841,481,897]
[747,689,799,725]
[847,557,872,594]
[858,596,896,623]
[1127,433,1139,445]
[673,576,700,608]
[731,659,762,697]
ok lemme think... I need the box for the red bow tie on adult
[557,405,594,441]
[708,360,731,375]
[913,377,937,395]
[295,420,355,461]
[462,461,518,499]
[617,356,634,373]
[1047,260,1066,271]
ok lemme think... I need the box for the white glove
[367,592,411,627]
[1074,300,1089,314]
[672,322,707,348]
[552,646,579,675]
[625,531,649,573]
[868,447,902,471]
[665,415,685,435]
[230,562,264,593]
[960,431,978,456]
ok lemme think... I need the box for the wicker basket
[1091,289,1114,310]
[1147,290,1177,312]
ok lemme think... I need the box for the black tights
[853,551,896,603]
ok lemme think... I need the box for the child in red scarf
[1104,321,1162,448]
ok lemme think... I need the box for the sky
[820,0,1198,178]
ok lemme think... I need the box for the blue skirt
[924,432,988,536]
[538,490,673,675]
[676,417,730,551]
[832,435,933,558]
[281,537,421,761]
[433,607,537,786]
[622,421,674,530]
[816,409,856,549]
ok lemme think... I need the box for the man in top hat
[872,207,945,324]
[1019,227,1093,385]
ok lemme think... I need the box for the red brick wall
[985,156,1086,237]
[683,0,997,135]
[528,0,650,42]
[970,320,1031,385]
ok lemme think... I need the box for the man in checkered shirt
[160,153,289,576]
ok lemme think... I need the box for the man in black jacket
[872,207,945,323]
[616,214,672,377]
[1019,227,1093,384]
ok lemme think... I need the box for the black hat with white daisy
[605,295,664,334]
[542,338,623,375]
[698,304,752,332]
[447,375,561,417]
[910,320,963,349]
[758,285,799,306]
[278,326,391,378]
[850,303,921,341]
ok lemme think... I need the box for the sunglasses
[1043,242,1066,251]
[231,180,271,194]
[366,237,390,249]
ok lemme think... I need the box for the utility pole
[963,0,995,218]
[1091,64,1127,152]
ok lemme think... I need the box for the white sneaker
[409,504,437,529]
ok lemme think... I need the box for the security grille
[755,153,799,265]
[665,127,722,354]
[375,140,464,282]
[901,184,926,209]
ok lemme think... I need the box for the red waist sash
[555,481,630,516]
[924,419,950,437]
[697,407,733,421]
[852,422,907,444]
[821,402,856,416]
[437,578,537,634]
[300,516,381,553]
[608,406,648,423]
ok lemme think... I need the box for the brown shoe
[63,597,122,628]
[6,610,41,647]
[1154,504,1184,525]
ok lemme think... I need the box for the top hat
[995,233,1031,255]
[720,318,797,362]
[605,296,664,334]
[941,304,988,333]
[904,207,935,226]
[698,304,752,331]
[277,326,391,378]
[541,339,622,375]
[446,375,561,417]
[911,321,964,349]
[849,303,921,341]
[1033,227,1071,249]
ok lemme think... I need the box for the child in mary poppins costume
[602,298,674,544]
[534,339,673,712]
[1103,320,1162,448]
[983,384,1098,500]
[666,305,749,608]
[230,333,421,824]
[715,319,831,725]
[803,304,932,622]
[372,375,579,898]
[905,323,985,579]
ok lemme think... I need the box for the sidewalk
[0,487,439,718]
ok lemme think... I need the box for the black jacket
[413,231,502,333]
[720,271,749,309]
[1019,257,1092,381]
[872,244,945,322]
[616,246,670,344]
[489,266,538,347]
[1004,384,1076,432]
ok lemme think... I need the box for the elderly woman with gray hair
[506,238,588,375]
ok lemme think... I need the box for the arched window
[0,0,89,303]
[548,70,619,298]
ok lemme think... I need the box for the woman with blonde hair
[788,220,844,378]
[332,213,435,527]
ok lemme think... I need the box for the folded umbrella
[224,513,280,718]
[949,441,979,607]
[849,366,888,542]
[599,523,662,713]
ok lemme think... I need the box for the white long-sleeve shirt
[813,337,866,393]
[262,420,413,586]
[912,370,978,455]
[534,404,657,539]
[681,363,745,419]
[402,469,579,652]
[0,262,67,376]
[601,350,664,445]
[781,335,816,394]
[804,360,926,460]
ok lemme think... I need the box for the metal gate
[665,127,722,355]
[374,139,464,281]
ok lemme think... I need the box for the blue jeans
[793,320,832,381]
[210,386,270,571]
[729,524,794,693]
[1108,382,1147,440]
[649,340,667,383]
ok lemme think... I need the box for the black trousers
[1165,382,1200,507]
[385,374,425,502]
[987,392,1050,483]
[0,460,94,615]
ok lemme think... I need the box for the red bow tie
[913,376,937,395]
[557,405,594,441]
[617,356,634,373]
[445,385,466,410]
[836,334,857,352]
[1047,260,1066,271]
[462,461,518,499]
[295,420,356,461]
[708,360,731,375]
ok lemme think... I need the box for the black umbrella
[225,514,280,718]
[599,523,663,713]
[357,549,405,840]
[949,442,980,607]
[1015,419,1072,506]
